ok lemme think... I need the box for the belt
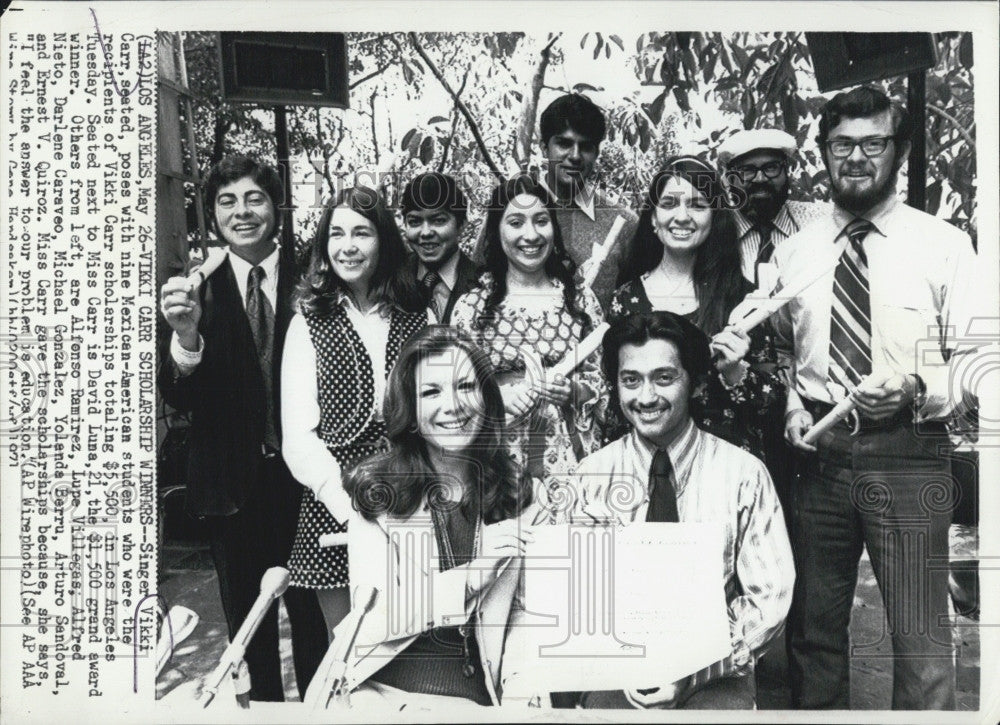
[802,398,914,434]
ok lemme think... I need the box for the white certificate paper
[515,522,731,693]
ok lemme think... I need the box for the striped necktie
[827,218,874,390]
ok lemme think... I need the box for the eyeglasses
[732,161,786,183]
[826,136,896,159]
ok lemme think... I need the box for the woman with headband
[609,155,784,460]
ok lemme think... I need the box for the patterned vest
[304,305,426,449]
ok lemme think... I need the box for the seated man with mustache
[568,312,794,710]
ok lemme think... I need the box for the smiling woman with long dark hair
[307,325,533,708]
[451,176,608,508]
[609,156,784,461]
[281,185,427,635]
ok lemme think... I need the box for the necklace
[646,266,692,298]
[431,502,482,678]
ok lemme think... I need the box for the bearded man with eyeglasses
[771,86,981,710]
[718,129,826,292]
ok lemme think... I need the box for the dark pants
[787,415,956,709]
[577,673,756,709]
[207,455,327,701]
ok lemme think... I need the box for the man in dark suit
[400,172,478,324]
[158,155,326,701]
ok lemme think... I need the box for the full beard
[741,182,790,224]
[831,164,902,216]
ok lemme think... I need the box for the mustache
[627,400,668,412]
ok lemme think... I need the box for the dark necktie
[645,449,679,523]
[421,270,443,318]
[421,270,441,299]
[753,224,774,289]
[828,218,874,389]
[246,266,279,451]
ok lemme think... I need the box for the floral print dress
[451,274,609,509]
[608,274,785,462]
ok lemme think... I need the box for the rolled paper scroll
[800,395,858,445]
[728,257,839,335]
[801,371,890,445]
[184,246,228,291]
[550,322,611,379]
[582,216,626,291]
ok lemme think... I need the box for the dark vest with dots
[304,304,426,450]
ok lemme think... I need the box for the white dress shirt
[571,421,794,697]
[539,175,597,221]
[772,195,980,421]
[735,200,826,284]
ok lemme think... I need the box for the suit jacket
[158,254,298,517]
[440,251,480,325]
[414,251,480,325]
[314,506,523,705]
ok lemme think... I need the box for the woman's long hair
[297,186,423,315]
[477,175,591,334]
[617,156,744,335]
[345,326,531,524]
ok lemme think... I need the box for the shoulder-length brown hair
[297,186,423,315]
[345,325,531,524]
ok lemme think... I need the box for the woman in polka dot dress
[451,176,607,519]
[281,186,427,633]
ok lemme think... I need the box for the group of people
[158,85,978,711]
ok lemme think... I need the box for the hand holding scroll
[710,325,751,387]
[159,275,202,349]
[852,372,919,420]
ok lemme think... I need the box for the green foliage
[635,31,976,237]
[180,31,977,247]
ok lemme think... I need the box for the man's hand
[625,680,682,708]
[160,276,201,350]
[852,373,918,421]
[784,408,816,452]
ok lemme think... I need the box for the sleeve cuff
[170,331,204,374]
[718,361,751,392]
[315,472,349,522]
[785,387,805,416]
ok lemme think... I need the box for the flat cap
[718,129,797,166]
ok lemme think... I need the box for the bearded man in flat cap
[718,129,825,292]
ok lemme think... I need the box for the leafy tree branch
[408,31,502,177]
